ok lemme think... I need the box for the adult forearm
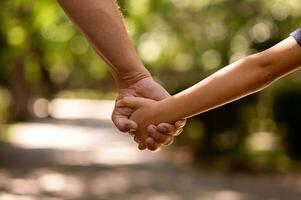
[58,0,150,88]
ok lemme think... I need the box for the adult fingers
[132,133,147,150]
[138,142,147,150]
[133,135,141,144]
[147,125,174,145]
[146,137,162,151]
[111,111,137,132]
[116,97,149,109]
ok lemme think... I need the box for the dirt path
[0,119,300,200]
[0,100,300,200]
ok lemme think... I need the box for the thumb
[117,97,149,109]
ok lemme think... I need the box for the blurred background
[1,0,301,199]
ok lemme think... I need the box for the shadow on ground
[0,111,301,200]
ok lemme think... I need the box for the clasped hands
[112,77,186,151]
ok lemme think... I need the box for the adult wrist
[117,70,152,89]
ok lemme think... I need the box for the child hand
[117,97,174,151]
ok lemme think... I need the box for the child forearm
[152,37,301,123]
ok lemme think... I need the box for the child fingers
[155,120,186,137]
[156,123,175,136]
[117,97,147,109]
[146,138,162,151]
[173,128,183,136]
[175,119,187,129]
[163,137,174,146]
[148,125,174,145]
[170,120,186,136]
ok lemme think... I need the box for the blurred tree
[0,0,111,120]
[0,0,301,169]
[274,83,301,160]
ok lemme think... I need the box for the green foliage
[0,0,301,170]
[0,1,109,91]
[117,0,301,170]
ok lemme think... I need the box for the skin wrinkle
[58,0,186,150]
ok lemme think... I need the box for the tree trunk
[9,57,31,121]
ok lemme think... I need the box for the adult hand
[112,77,186,151]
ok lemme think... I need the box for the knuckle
[147,125,154,133]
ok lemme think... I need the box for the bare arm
[151,37,301,123]
[57,0,186,150]
[57,0,150,88]
[122,36,301,142]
